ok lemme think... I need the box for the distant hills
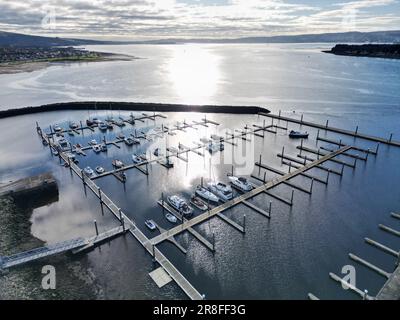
[1,30,400,47]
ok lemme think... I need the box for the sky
[0,0,399,39]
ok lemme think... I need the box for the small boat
[117,133,126,140]
[106,121,113,129]
[92,118,101,125]
[208,182,233,202]
[86,119,95,127]
[68,131,75,137]
[69,122,79,130]
[145,220,157,231]
[98,122,108,131]
[208,142,224,153]
[132,154,143,164]
[190,195,208,211]
[115,120,125,127]
[95,166,105,174]
[89,139,97,146]
[92,144,102,153]
[42,139,49,146]
[124,137,135,146]
[51,148,59,156]
[228,176,254,192]
[75,143,83,149]
[57,138,70,151]
[168,195,193,217]
[112,159,124,168]
[139,153,147,161]
[101,144,108,152]
[84,166,95,177]
[289,130,309,139]
[165,213,178,224]
[195,186,219,203]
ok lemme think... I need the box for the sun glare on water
[167,45,221,105]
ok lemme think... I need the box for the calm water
[0,44,399,300]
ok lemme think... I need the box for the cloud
[0,0,398,38]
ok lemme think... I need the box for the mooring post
[269,201,272,217]
[389,133,393,143]
[121,217,125,231]
[376,143,380,154]
[301,114,303,124]
[281,146,285,164]
[354,158,358,168]
[94,220,99,236]
[259,154,262,165]
[152,244,155,258]
[300,139,304,156]
[263,172,267,184]
[289,162,292,173]
[243,214,246,232]
[212,232,215,252]
[161,192,165,214]
[366,150,370,160]
[326,120,329,128]
[98,187,102,202]
[201,177,204,187]
[326,170,330,184]
[279,110,282,118]
[291,190,295,206]
[231,165,234,176]
[310,178,315,193]
[355,126,359,135]
[81,169,85,184]
[263,119,266,129]
[118,208,122,220]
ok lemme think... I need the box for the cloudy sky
[0,0,399,39]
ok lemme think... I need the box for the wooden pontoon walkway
[259,112,400,147]
[150,145,352,246]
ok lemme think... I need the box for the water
[0,44,399,300]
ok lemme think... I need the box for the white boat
[53,124,62,132]
[51,148,59,156]
[165,213,178,224]
[98,122,108,131]
[84,166,95,177]
[190,195,208,211]
[167,195,193,217]
[208,142,224,153]
[95,166,105,174]
[145,220,157,231]
[207,182,233,202]
[124,137,135,146]
[132,154,143,164]
[195,186,219,203]
[115,120,126,127]
[69,122,79,130]
[92,145,102,153]
[112,159,124,168]
[228,176,254,192]
[89,139,97,146]
[57,138,71,151]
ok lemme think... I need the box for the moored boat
[207,182,233,202]
[112,159,124,168]
[195,186,219,203]
[84,166,95,177]
[289,130,309,139]
[92,144,102,153]
[145,219,157,231]
[190,195,208,211]
[167,195,193,217]
[228,176,254,192]
[165,213,178,224]
[95,166,105,174]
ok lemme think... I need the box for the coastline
[0,52,137,75]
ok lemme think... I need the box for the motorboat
[89,139,97,146]
[57,138,70,151]
[98,122,108,131]
[228,176,254,192]
[101,144,108,152]
[69,122,79,130]
[165,213,178,224]
[207,182,233,202]
[208,142,224,153]
[195,186,219,203]
[115,120,125,127]
[83,166,95,177]
[112,159,124,168]
[132,154,143,164]
[92,118,101,125]
[190,195,208,211]
[95,166,105,174]
[86,119,95,127]
[51,148,59,156]
[167,195,193,217]
[139,153,147,161]
[117,133,125,140]
[106,121,113,129]
[289,130,309,139]
[145,219,157,231]
[92,144,102,153]
[53,124,62,132]
[42,139,49,146]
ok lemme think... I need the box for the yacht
[89,139,97,146]
[228,176,254,192]
[167,195,193,217]
[92,144,102,153]
[106,121,114,129]
[57,138,70,151]
[115,120,125,127]
[98,122,108,131]
[112,159,124,168]
[289,130,309,139]
[195,186,219,203]
[165,213,178,224]
[190,195,208,211]
[53,124,62,132]
[84,166,95,177]
[208,142,224,153]
[51,148,59,156]
[95,166,105,174]
[145,220,157,231]
[208,182,233,202]
[132,154,143,164]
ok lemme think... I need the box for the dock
[259,112,400,147]
[0,173,58,198]
[376,265,400,300]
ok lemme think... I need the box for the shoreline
[0,52,138,75]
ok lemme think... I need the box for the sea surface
[0,44,399,300]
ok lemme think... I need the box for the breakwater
[0,101,270,119]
